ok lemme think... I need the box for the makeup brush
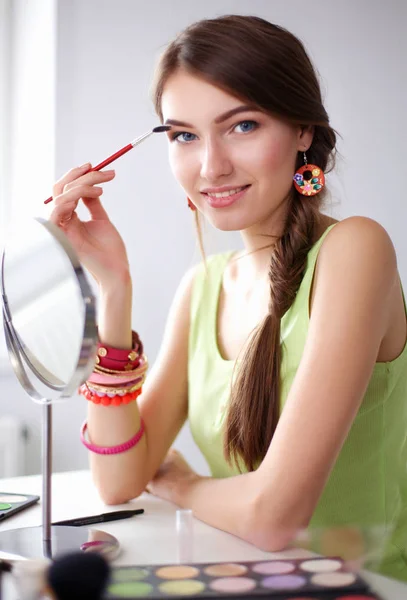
[44,125,171,204]
[3,552,110,600]
[47,552,110,600]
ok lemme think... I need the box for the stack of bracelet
[80,331,147,455]
[79,331,148,407]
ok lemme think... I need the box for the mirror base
[0,526,120,561]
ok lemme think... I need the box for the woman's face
[161,69,313,232]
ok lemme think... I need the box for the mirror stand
[0,403,119,560]
[0,311,119,561]
[0,218,120,561]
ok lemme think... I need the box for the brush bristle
[153,125,171,133]
[0,559,12,573]
[47,552,110,600]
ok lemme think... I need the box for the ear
[297,125,314,151]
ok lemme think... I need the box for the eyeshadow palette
[106,557,383,599]
[0,493,40,522]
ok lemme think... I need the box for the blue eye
[234,120,258,133]
[171,131,197,143]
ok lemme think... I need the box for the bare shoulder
[310,217,399,323]
[171,253,224,318]
[319,216,397,276]
[171,263,201,312]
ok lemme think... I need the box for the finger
[63,169,115,193]
[49,200,79,226]
[50,186,104,225]
[82,196,110,220]
[53,163,92,197]
[54,185,103,208]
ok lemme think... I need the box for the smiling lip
[201,185,250,208]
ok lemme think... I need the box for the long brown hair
[152,15,337,471]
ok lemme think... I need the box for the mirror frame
[1,217,98,400]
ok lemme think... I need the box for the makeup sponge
[47,552,110,600]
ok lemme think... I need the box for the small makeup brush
[44,125,171,204]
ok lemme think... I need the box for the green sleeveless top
[188,225,407,581]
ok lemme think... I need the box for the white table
[0,470,406,599]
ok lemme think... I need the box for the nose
[200,138,233,182]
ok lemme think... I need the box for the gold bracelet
[85,376,145,396]
[93,365,148,379]
[94,363,148,377]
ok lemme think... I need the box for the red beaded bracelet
[80,386,142,406]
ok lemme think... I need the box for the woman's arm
[155,217,403,550]
[88,265,197,505]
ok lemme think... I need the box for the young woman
[50,15,407,581]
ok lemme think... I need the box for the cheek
[257,136,297,177]
[168,147,195,189]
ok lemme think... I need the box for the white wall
[0,0,11,238]
[0,0,58,475]
[1,0,406,475]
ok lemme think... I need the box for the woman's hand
[49,164,129,285]
[147,449,200,505]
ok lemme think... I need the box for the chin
[205,212,259,233]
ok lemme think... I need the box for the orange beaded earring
[187,197,196,211]
[293,152,325,196]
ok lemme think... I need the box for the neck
[234,208,330,285]
[237,198,289,282]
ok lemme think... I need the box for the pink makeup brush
[44,125,171,204]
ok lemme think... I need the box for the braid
[269,194,319,318]
[225,190,321,471]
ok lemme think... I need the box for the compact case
[0,493,40,522]
[105,557,383,600]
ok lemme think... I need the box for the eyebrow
[164,105,260,128]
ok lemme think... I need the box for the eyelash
[169,120,259,143]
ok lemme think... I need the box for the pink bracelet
[80,419,145,455]
[96,331,143,371]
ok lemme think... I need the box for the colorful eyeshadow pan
[0,493,40,522]
[106,557,383,600]
[112,568,149,583]
[108,581,153,598]
[0,495,28,503]
[156,566,199,580]
[261,574,306,590]
[209,577,256,593]
[311,571,356,587]
[252,561,295,575]
[159,581,205,595]
[300,558,342,572]
[204,564,247,577]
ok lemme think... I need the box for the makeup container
[176,509,194,564]
[105,557,385,600]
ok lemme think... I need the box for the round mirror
[1,217,97,401]
[0,217,119,560]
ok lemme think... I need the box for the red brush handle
[92,143,133,170]
[44,143,133,204]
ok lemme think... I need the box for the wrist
[98,273,133,348]
[175,472,201,507]
[99,269,132,295]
